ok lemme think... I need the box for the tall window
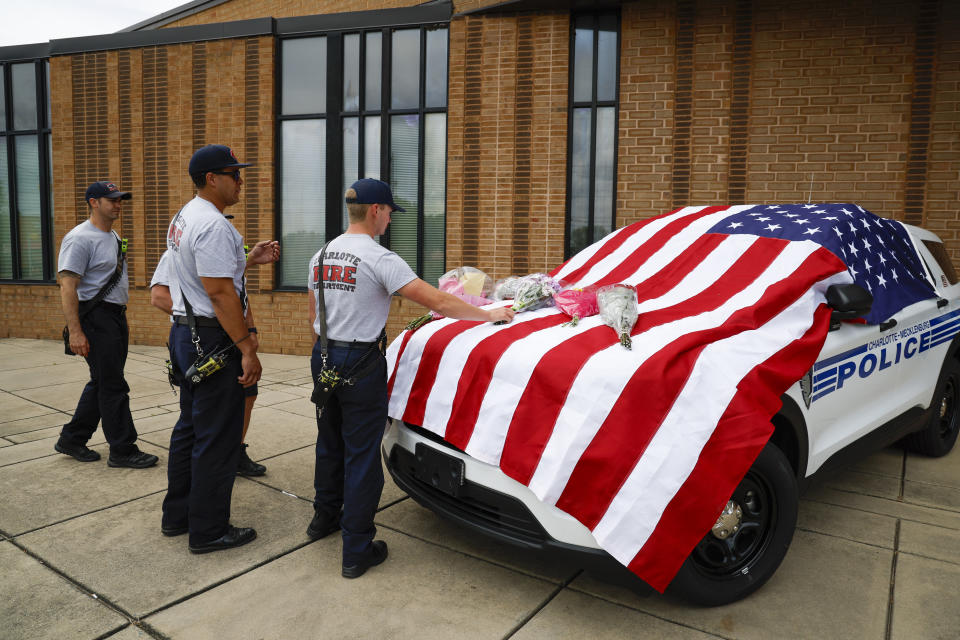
[567,13,619,258]
[278,25,448,289]
[0,59,53,281]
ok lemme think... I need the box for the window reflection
[425,28,447,109]
[569,109,591,255]
[343,34,360,112]
[281,120,326,287]
[390,114,420,266]
[593,107,615,240]
[423,113,446,285]
[365,32,382,111]
[342,117,359,229]
[364,116,381,180]
[12,64,37,131]
[391,30,420,110]
[15,135,42,279]
[0,145,10,278]
[282,38,326,115]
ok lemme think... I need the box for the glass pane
[573,26,593,103]
[423,113,446,286]
[16,135,42,279]
[12,63,37,130]
[364,116,381,180]
[593,107,615,242]
[390,114,419,269]
[281,119,326,287]
[391,30,421,110]
[343,34,360,113]
[365,32,382,111]
[0,144,10,278]
[597,25,617,102]
[47,132,53,267]
[569,108,591,255]
[343,117,359,230]
[282,37,326,115]
[425,28,448,109]
[0,67,6,132]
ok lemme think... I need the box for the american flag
[386,204,934,591]
[710,203,934,324]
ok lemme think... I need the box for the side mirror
[826,283,873,329]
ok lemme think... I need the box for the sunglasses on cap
[211,170,241,181]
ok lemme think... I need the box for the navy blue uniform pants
[162,323,244,546]
[311,341,388,564]
[60,304,138,455]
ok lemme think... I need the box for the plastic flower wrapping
[509,273,563,313]
[597,284,639,350]
[553,286,599,327]
[405,267,496,331]
[492,276,522,301]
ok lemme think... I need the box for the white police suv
[383,206,960,606]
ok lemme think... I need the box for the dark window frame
[275,22,449,291]
[565,11,621,260]
[0,57,53,283]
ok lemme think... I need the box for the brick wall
[445,12,569,280]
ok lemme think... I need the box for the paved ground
[0,337,958,640]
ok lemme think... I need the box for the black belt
[82,301,126,313]
[173,315,221,328]
[327,339,378,349]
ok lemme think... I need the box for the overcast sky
[1,1,189,47]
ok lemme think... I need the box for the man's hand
[487,306,515,324]
[70,329,90,357]
[59,273,90,356]
[246,240,280,266]
[238,351,262,387]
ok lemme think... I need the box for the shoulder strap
[317,242,330,359]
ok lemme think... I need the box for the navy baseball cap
[85,181,131,202]
[188,144,251,176]
[346,178,405,212]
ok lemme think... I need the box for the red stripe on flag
[556,245,844,528]
[591,217,729,289]
[499,237,780,486]
[628,233,726,304]
[386,330,417,398]
[565,207,729,288]
[401,320,484,427]
[628,304,833,592]
[443,315,569,450]
[497,324,621,484]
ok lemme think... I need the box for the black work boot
[55,439,101,462]
[237,443,266,477]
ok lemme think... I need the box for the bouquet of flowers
[597,284,639,350]
[405,267,495,331]
[510,273,563,313]
[554,286,599,327]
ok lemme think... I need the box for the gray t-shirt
[166,196,246,318]
[309,234,417,342]
[150,249,172,288]
[57,220,128,305]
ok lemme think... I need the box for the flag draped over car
[386,204,936,591]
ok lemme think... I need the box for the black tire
[667,441,798,606]
[901,358,960,458]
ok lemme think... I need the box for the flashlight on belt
[184,351,229,384]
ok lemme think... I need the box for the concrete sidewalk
[0,337,957,640]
